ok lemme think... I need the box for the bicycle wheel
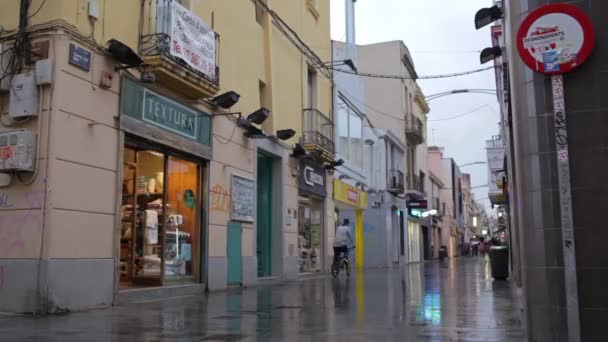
[345,260,351,277]
[331,261,339,278]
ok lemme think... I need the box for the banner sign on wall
[170,1,216,79]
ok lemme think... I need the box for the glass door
[133,150,165,286]
[164,156,200,283]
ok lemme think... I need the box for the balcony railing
[407,174,424,194]
[302,109,335,160]
[139,0,220,97]
[405,113,424,145]
[388,169,405,194]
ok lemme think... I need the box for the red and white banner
[170,2,216,79]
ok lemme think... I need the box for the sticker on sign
[516,4,595,75]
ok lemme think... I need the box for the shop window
[298,195,323,273]
[120,143,202,288]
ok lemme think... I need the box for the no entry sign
[516,4,595,74]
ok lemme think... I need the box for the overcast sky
[330,0,500,214]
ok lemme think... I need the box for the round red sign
[516,3,595,74]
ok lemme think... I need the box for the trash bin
[439,246,447,261]
[489,245,509,280]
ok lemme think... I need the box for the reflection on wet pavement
[0,257,524,341]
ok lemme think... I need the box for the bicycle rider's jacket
[334,224,354,247]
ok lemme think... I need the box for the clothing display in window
[144,210,159,245]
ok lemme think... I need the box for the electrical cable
[329,65,495,80]
[27,0,47,20]
[427,105,494,122]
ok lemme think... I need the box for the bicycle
[331,247,354,278]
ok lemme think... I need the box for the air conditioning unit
[0,130,37,172]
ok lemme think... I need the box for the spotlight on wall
[480,46,502,64]
[209,91,240,109]
[474,5,502,30]
[290,143,310,159]
[325,158,344,170]
[107,39,144,70]
[276,129,296,141]
[247,107,270,125]
[237,117,266,139]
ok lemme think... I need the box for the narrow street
[0,257,524,341]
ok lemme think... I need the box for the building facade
[484,0,608,339]
[0,0,333,313]
[357,40,429,264]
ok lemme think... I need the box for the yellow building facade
[0,0,333,313]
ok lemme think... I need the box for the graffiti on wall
[0,192,12,209]
[210,184,230,213]
[0,190,45,256]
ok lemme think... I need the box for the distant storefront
[297,160,327,273]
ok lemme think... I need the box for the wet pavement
[0,257,524,341]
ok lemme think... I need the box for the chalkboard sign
[231,174,255,222]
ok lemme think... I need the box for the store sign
[120,77,211,145]
[408,200,428,209]
[333,179,368,209]
[143,89,198,139]
[298,161,326,197]
[516,4,595,74]
[231,175,255,222]
[170,1,216,79]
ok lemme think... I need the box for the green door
[257,156,273,277]
[227,222,242,285]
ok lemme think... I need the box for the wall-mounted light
[290,143,310,159]
[474,5,502,30]
[276,129,296,141]
[107,39,156,84]
[480,46,502,64]
[247,107,270,125]
[107,39,143,69]
[325,159,344,170]
[209,91,240,109]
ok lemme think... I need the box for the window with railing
[389,169,405,192]
[336,97,363,168]
[302,109,334,155]
[139,0,220,85]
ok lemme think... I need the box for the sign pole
[551,74,580,342]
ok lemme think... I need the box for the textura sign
[516,4,595,74]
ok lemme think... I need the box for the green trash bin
[489,246,509,280]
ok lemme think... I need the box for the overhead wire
[27,0,47,20]
[329,65,495,80]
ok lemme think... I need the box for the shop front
[118,77,211,289]
[297,160,327,273]
[333,179,368,270]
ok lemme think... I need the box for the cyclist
[333,218,354,267]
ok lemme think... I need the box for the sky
[330,0,500,214]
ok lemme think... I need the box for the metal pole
[551,74,580,342]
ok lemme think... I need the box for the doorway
[119,142,203,288]
[256,155,273,277]
[422,226,430,261]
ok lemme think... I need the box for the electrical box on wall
[35,58,53,85]
[9,73,39,118]
[0,130,37,172]
[88,0,100,19]
[0,43,12,93]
